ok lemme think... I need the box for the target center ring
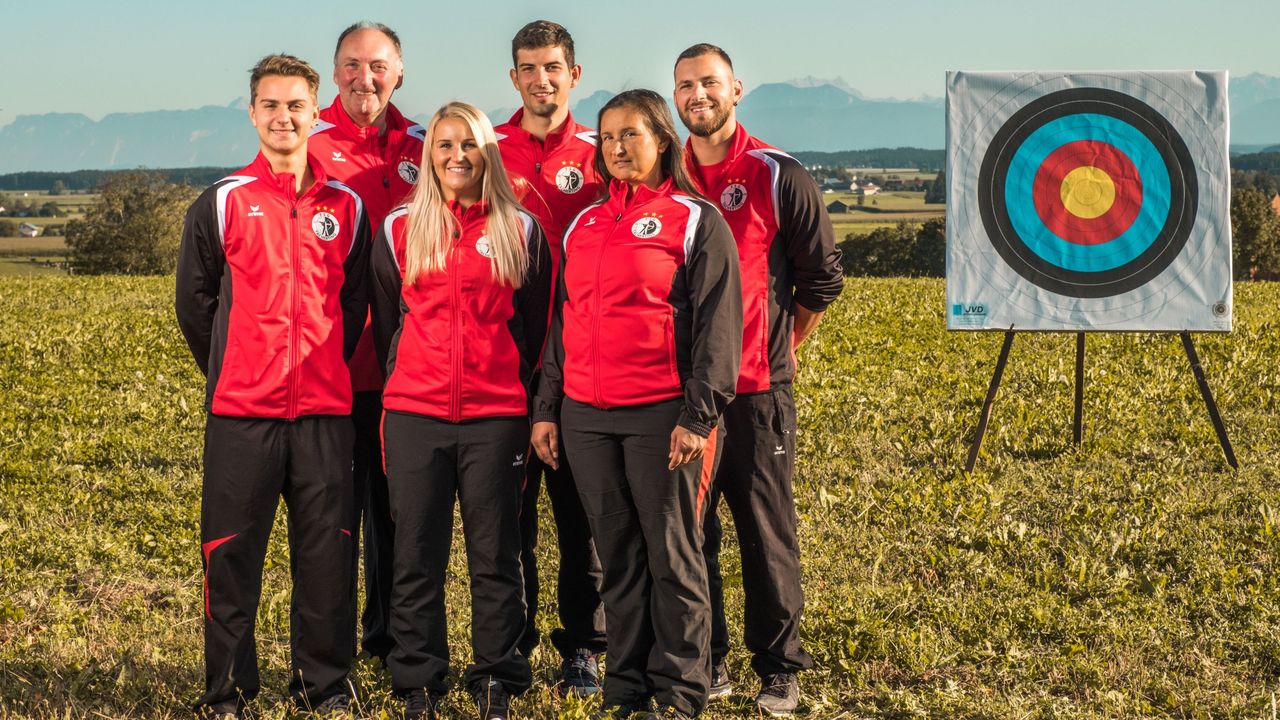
[1060,166,1115,218]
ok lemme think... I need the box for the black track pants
[195,414,355,714]
[518,448,607,658]
[350,390,394,660]
[562,398,719,717]
[703,386,814,677]
[382,411,532,697]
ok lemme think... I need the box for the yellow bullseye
[1060,166,1116,219]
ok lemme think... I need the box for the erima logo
[584,216,597,227]
[512,453,525,467]
[774,445,786,456]
[331,151,346,162]
[247,204,264,218]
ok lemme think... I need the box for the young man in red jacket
[176,54,370,719]
[674,44,845,716]
[492,20,607,696]
[307,21,424,663]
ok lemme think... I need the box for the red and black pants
[702,385,814,678]
[382,411,532,697]
[195,414,355,714]
[561,397,720,717]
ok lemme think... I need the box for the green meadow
[2,276,1278,718]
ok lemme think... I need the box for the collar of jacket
[604,176,676,214]
[324,95,410,145]
[445,198,490,224]
[249,152,330,198]
[684,122,752,175]
[502,108,582,150]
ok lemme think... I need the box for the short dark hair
[594,89,703,199]
[674,43,734,73]
[249,54,319,104]
[511,20,575,68]
[333,21,402,63]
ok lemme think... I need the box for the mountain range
[4,74,1280,173]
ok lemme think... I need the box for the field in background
[2,276,1278,718]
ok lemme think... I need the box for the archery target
[947,72,1231,331]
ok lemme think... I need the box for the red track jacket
[176,153,370,419]
[684,126,844,394]
[370,201,552,423]
[494,109,604,251]
[310,98,426,392]
[533,178,743,437]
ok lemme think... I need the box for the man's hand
[668,425,707,470]
[531,421,560,470]
[792,305,825,350]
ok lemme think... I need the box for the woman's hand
[531,421,560,470]
[668,425,707,470]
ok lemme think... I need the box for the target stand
[946,72,1236,472]
[963,328,1238,473]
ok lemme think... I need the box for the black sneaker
[312,693,353,718]
[403,688,439,720]
[473,677,510,720]
[203,702,253,720]
[707,660,732,701]
[754,672,799,716]
[560,648,602,696]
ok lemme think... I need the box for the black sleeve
[174,185,224,377]
[678,205,743,437]
[531,241,568,425]
[515,216,553,391]
[369,216,404,376]
[340,208,371,361]
[777,154,844,312]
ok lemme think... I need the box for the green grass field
[2,276,1279,719]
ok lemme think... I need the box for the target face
[947,72,1231,331]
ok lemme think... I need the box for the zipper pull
[615,214,622,222]
[291,207,297,218]
[383,176,390,188]
[535,162,541,174]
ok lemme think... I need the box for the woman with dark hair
[371,101,551,720]
[531,89,743,719]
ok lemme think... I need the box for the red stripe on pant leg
[379,409,388,475]
[695,427,719,520]
[201,533,239,621]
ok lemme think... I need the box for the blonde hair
[403,102,529,287]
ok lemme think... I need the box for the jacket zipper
[592,210,623,408]
[450,233,463,423]
[288,203,301,420]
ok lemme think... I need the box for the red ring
[1032,140,1142,246]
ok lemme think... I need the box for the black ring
[977,87,1197,298]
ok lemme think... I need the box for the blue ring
[1003,114,1171,273]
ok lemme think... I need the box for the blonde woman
[370,101,551,720]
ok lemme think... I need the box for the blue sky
[4,0,1279,128]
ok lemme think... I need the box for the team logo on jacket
[312,210,340,241]
[475,236,494,258]
[631,215,662,238]
[397,159,420,185]
[720,183,748,211]
[556,163,585,194]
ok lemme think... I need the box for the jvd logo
[952,303,987,316]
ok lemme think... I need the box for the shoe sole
[559,684,602,698]
[706,685,732,701]
[755,705,795,717]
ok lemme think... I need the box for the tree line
[51,165,1280,280]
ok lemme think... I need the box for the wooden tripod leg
[966,329,1016,473]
